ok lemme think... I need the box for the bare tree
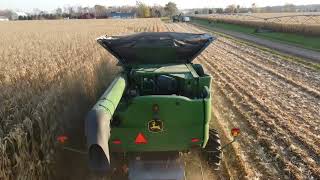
[136,1,150,18]
[55,8,62,15]
[32,8,42,15]
[164,2,178,16]
[0,9,13,19]
[94,5,107,18]
[150,6,165,17]
[283,3,296,12]
[225,4,236,13]
[216,8,224,14]
[251,3,257,13]
[66,6,75,17]
[236,5,240,13]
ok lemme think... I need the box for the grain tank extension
[85,32,222,179]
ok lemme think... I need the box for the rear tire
[202,129,222,170]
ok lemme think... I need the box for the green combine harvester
[85,32,225,180]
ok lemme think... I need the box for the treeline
[0,1,179,20]
[190,3,320,15]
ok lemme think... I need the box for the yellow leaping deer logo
[148,120,163,132]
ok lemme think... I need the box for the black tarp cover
[97,32,214,65]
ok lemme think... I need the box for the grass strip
[192,18,320,52]
[191,22,320,72]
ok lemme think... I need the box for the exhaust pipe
[85,75,126,172]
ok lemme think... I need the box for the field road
[165,22,320,179]
[190,23,320,63]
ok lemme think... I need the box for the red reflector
[191,138,200,142]
[135,133,147,144]
[231,128,241,137]
[112,139,121,144]
[57,135,68,144]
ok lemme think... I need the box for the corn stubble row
[0,18,163,179]
[168,23,320,179]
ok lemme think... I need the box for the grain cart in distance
[85,32,224,180]
[172,14,190,22]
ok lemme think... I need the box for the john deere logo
[148,119,163,132]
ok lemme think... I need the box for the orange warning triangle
[135,133,147,144]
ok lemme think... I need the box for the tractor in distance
[172,14,190,22]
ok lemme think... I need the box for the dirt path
[191,23,320,63]
[165,22,320,179]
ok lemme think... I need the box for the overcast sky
[1,0,320,12]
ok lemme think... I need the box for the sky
[1,0,320,12]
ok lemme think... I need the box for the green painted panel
[110,95,205,151]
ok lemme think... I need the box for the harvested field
[198,13,320,24]
[1,19,319,180]
[195,13,320,36]
[167,22,320,179]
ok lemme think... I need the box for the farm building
[109,12,135,19]
[79,13,95,19]
[0,16,9,21]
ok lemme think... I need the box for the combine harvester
[60,32,240,180]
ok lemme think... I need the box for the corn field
[0,18,165,179]
[1,18,319,180]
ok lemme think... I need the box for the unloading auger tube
[85,74,126,172]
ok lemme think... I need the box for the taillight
[135,133,147,144]
[191,138,200,143]
[57,135,68,144]
[112,139,122,144]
